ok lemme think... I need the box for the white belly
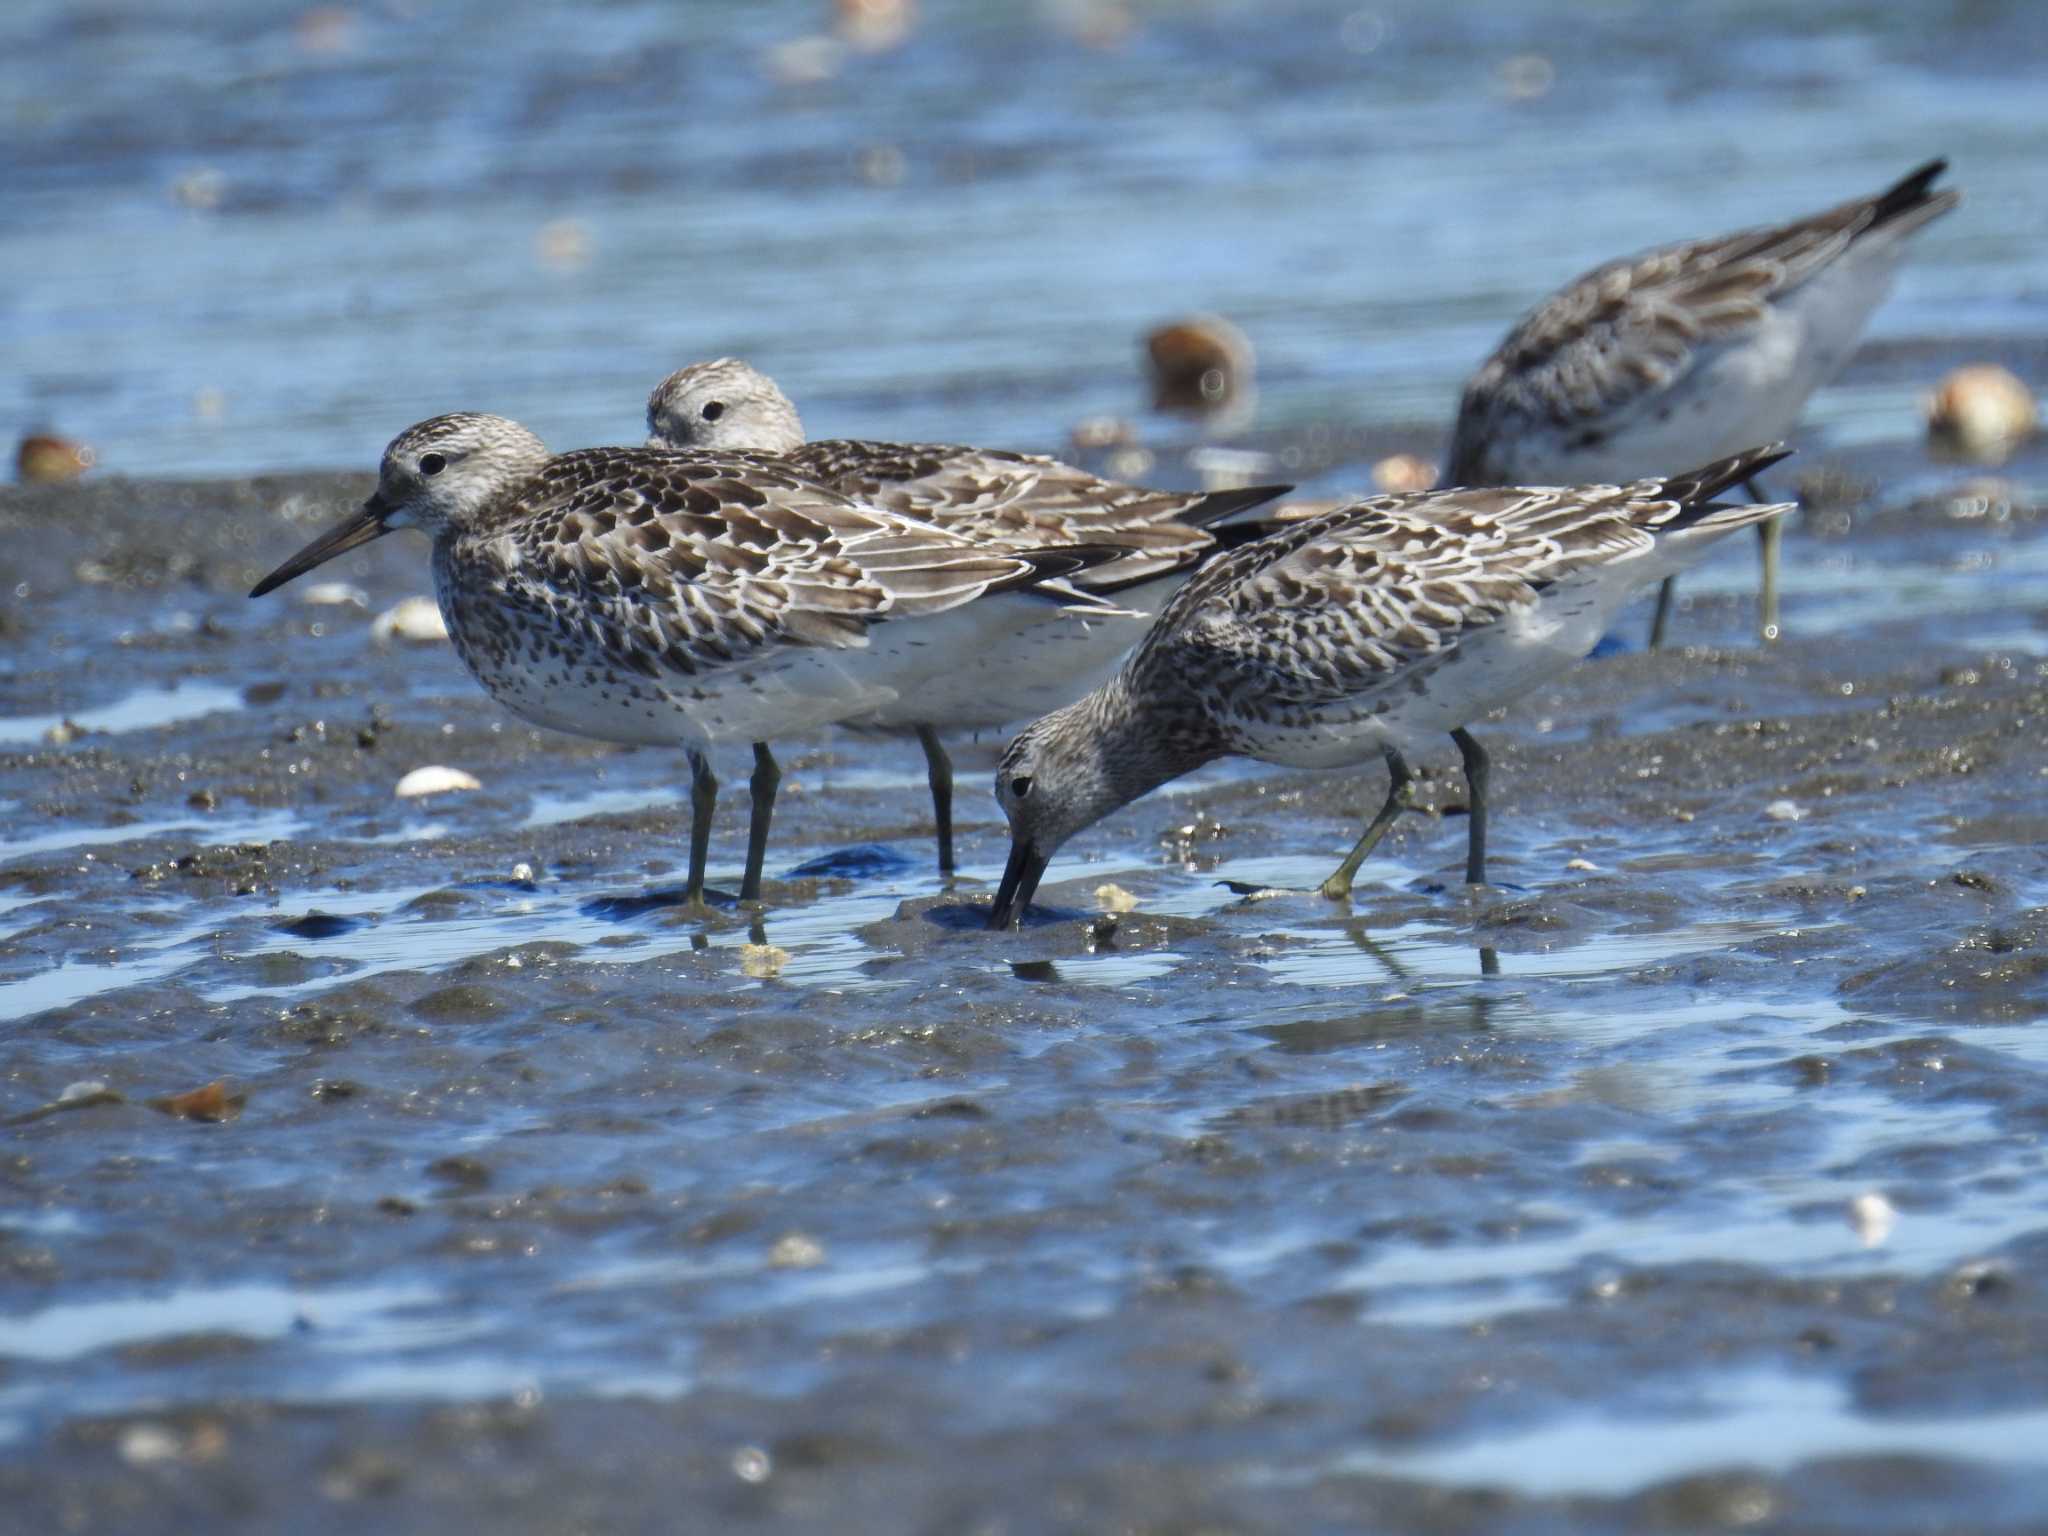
[469,639,910,749]
[1495,242,1908,485]
[857,579,1176,731]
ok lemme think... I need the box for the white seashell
[118,1425,183,1466]
[371,595,449,643]
[1847,1191,1897,1247]
[395,765,481,798]
[301,581,368,608]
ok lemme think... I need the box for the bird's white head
[368,413,551,537]
[645,358,806,455]
[249,412,548,598]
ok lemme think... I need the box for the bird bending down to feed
[250,412,1117,906]
[1444,160,1958,647]
[646,358,1291,873]
[988,446,1795,929]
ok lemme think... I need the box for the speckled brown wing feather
[464,447,1071,679]
[1138,447,1786,707]
[1446,162,1956,478]
[789,439,1288,587]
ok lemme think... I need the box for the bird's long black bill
[249,500,392,598]
[987,838,1049,930]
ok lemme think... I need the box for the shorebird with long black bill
[987,446,1794,929]
[647,358,1290,873]
[250,412,1118,906]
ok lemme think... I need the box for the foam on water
[0,1280,439,1365]
[1286,1370,2048,1496]
[0,809,301,866]
[0,682,246,747]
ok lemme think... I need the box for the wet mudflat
[8,0,2048,1526]
[2,417,2046,1532]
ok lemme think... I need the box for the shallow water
[5,0,2044,480]
[6,1,2048,1531]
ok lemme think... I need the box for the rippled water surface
[5,0,2044,476]
[4,2,2048,1531]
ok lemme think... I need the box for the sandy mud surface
[2,420,2046,1531]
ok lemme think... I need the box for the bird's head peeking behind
[645,358,806,456]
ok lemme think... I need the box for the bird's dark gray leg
[1747,477,1782,644]
[1452,727,1490,887]
[741,741,780,903]
[1648,577,1678,651]
[916,724,955,876]
[686,749,718,906]
[1319,746,1413,901]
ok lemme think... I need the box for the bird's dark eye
[700,401,725,422]
[419,452,446,476]
[1010,776,1033,799]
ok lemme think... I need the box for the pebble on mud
[1372,452,1437,494]
[395,765,481,798]
[149,1079,245,1122]
[740,943,791,979]
[371,596,449,643]
[15,433,95,483]
[1144,314,1254,416]
[117,1425,183,1466]
[1925,364,2038,463]
[6,1079,125,1127]
[1762,799,1805,822]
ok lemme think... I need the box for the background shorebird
[1444,160,1959,648]
[987,446,1795,928]
[646,358,1290,873]
[250,412,1117,906]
